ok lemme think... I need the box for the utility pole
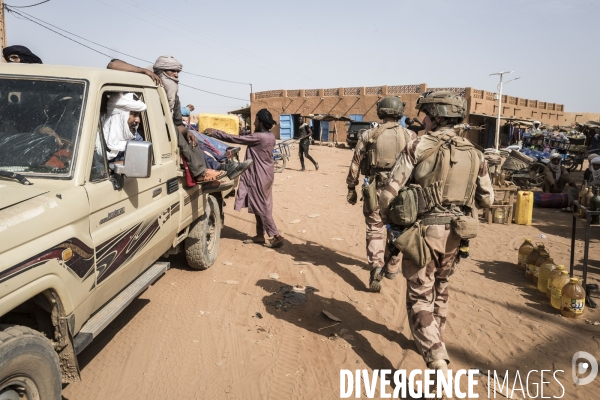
[489,71,520,150]
[0,0,6,62]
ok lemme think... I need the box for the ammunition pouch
[388,185,420,227]
[362,175,378,213]
[392,221,431,269]
[359,158,368,176]
[388,182,444,227]
[451,215,479,239]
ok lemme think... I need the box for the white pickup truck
[0,64,239,399]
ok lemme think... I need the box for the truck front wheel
[185,195,222,270]
[0,325,61,400]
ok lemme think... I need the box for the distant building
[249,84,600,147]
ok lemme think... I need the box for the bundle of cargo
[502,150,534,172]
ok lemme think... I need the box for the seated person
[187,125,252,180]
[3,45,43,64]
[542,153,576,193]
[584,153,598,182]
[101,92,146,162]
[588,156,600,186]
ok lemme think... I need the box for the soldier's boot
[425,360,449,400]
[369,266,383,292]
[384,271,398,280]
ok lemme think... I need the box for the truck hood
[0,185,49,211]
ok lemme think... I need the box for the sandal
[201,180,222,189]
[196,169,227,183]
[264,236,284,248]
[243,236,265,245]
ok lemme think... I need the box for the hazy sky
[4,0,599,113]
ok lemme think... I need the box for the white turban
[102,93,146,159]
[591,156,600,180]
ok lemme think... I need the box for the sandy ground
[63,144,600,399]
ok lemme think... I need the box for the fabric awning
[302,114,352,122]
[468,113,533,125]
[228,106,251,116]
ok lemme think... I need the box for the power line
[5,0,50,8]
[7,5,251,86]
[4,7,113,58]
[4,5,249,101]
[94,0,309,86]
[179,83,247,102]
[123,0,315,84]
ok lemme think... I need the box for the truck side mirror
[114,141,152,178]
[109,141,152,190]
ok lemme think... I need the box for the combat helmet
[377,96,405,119]
[416,91,467,122]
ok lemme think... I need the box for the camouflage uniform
[380,125,494,364]
[346,122,415,274]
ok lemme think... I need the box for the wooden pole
[0,0,6,62]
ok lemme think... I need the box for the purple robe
[210,131,275,216]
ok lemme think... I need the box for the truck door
[84,87,175,310]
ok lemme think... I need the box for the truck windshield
[0,78,86,177]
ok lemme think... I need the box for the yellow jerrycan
[515,191,534,226]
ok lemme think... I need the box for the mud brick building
[246,84,600,147]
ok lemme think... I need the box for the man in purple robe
[208,109,284,248]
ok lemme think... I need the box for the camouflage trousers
[402,223,461,364]
[363,186,401,274]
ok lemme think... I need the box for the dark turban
[3,45,43,64]
[256,108,276,130]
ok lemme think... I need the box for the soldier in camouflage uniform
[346,96,416,289]
[379,92,494,375]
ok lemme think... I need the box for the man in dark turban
[3,45,43,64]
[207,108,284,248]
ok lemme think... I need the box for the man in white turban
[542,153,575,193]
[589,156,600,186]
[102,92,147,161]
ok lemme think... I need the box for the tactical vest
[362,122,410,175]
[413,130,481,208]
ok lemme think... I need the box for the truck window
[92,91,154,182]
[0,77,86,177]
[90,120,109,182]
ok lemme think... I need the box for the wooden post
[0,0,6,62]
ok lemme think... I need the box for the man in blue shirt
[181,104,195,125]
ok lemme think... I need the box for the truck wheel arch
[0,282,81,384]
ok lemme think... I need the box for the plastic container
[551,271,571,309]
[515,191,534,226]
[584,187,594,208]
[498,171,506,186]
[561,278,586,318]
[493,207,507,224]
[533,250,550,285]
[546,265,565,300]
[578,182,588,216]
[525,244,544,281]
[517,238,534,270]
[537,258,556,293]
